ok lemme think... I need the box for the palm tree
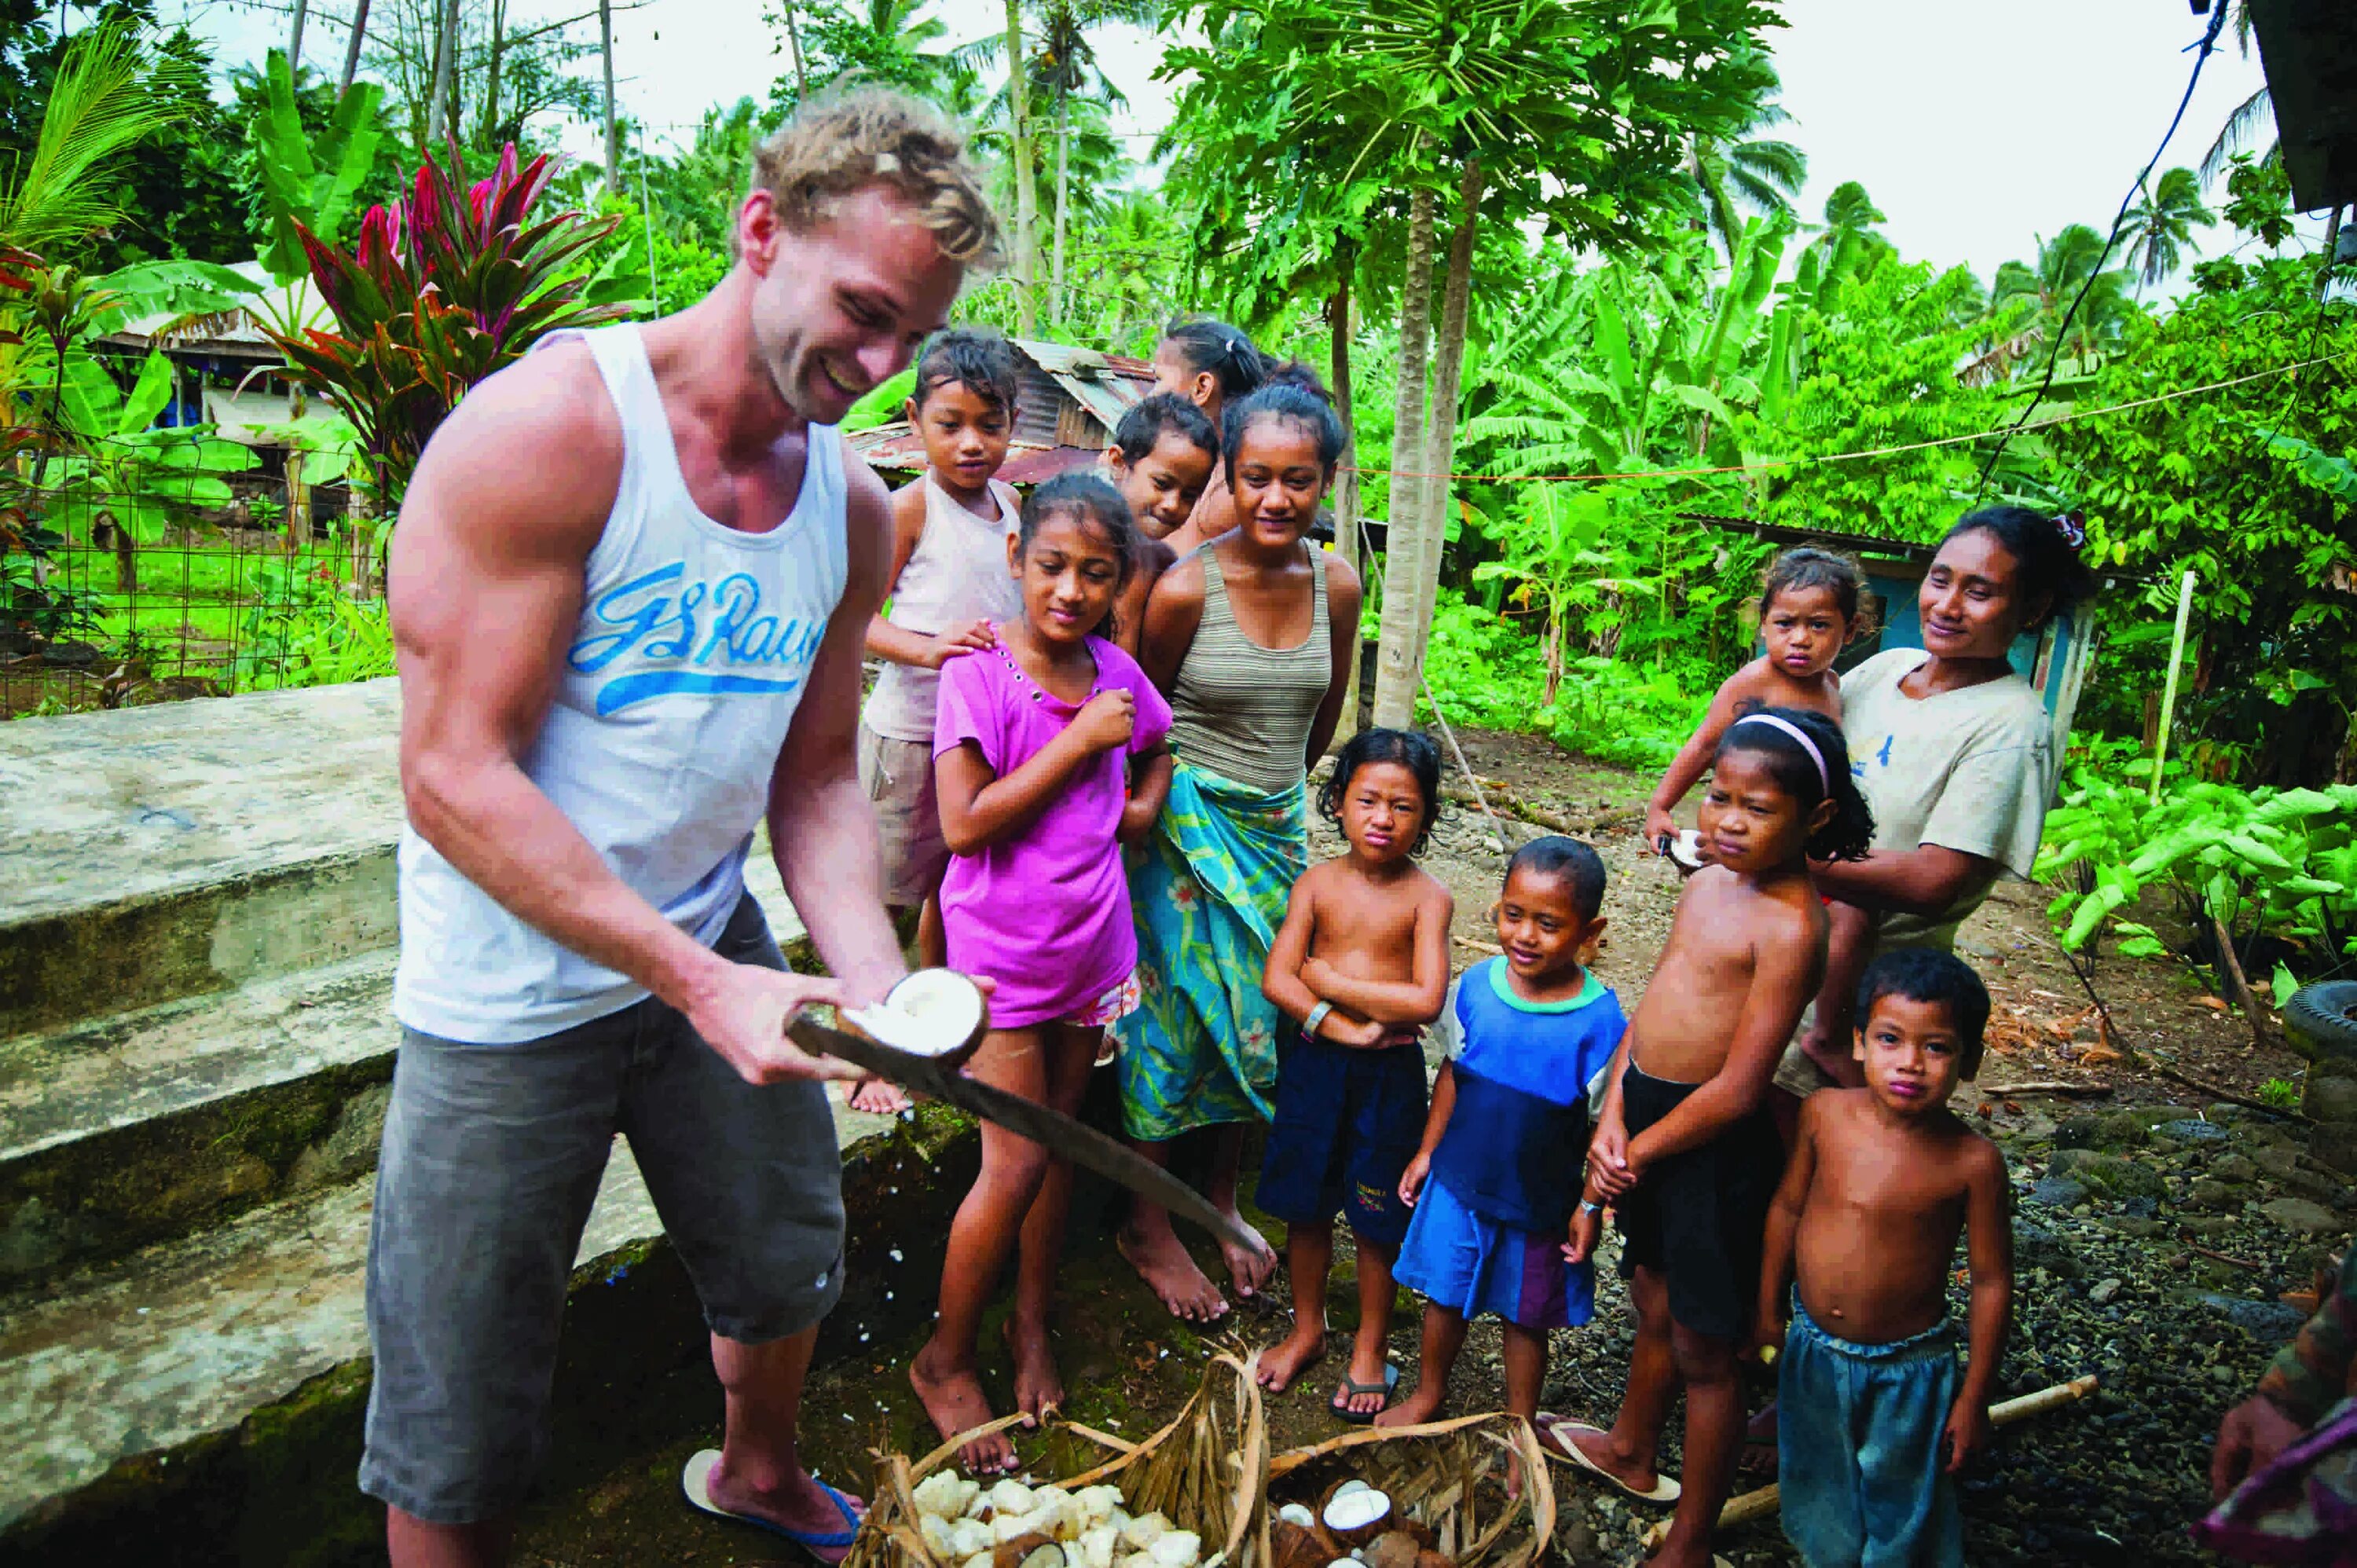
[2122,166,2212,292]
[2201,2,2276,189]
[0,23,192,258]
[1686,62,1804,262]
[961,0,1158,328]
[1991,225,2135,363]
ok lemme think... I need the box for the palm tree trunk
[783,0,808,102]
[1329,251,1362,741]
[482,0,506,145]
[1051,86,1070,327]
[289,0,310,73]
[1369,178,1436,730]
[339,0,372,94]
[1405,161,1481,680]
[425,0,456,146]
[1003,0,1038,335]
[599,0,621,195]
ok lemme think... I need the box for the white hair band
[1729,713,1828,795]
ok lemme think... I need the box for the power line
[1973,1,2230,494]
[1344,346,2355,485]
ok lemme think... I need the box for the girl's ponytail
[1160,316,1270,401]
[1715,705,1875,862]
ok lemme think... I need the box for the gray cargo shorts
[358,893,845,1526]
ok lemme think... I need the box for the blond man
[369,90,1000,1567]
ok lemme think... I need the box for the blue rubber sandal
[1331,1362,1399,1423]
[682,1449,863,1561]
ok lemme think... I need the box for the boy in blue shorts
[1258,730,1453,1421]
[1379,837,1621,1494]
[1754,948,2013,1568]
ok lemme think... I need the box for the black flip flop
[1330,1363,1400,1423]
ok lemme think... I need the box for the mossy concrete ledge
[0,681,405,1038]
[0,1099,978,1566]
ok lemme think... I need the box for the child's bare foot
[1254,1324,1325,1392]
[1373,1379,1443,1430]
[848,1075,912,1115]
[1216,1214,1277,1301]
[909,1343,1016,1475]
[1119,1223,1229,1322]
[1002,1316,1063,1424]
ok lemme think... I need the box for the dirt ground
[511,727,2341,1566]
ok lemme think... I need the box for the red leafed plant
[266,141,631,509]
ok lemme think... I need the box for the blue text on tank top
[568,562,830,716]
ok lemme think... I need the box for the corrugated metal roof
[847,423,1103,485]
[96,259,332,361]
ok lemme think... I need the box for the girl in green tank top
[1113,381,1365,1324]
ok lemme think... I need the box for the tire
[2285,981,2357,1061]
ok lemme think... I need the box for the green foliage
[1417,587,1706,768]
[1744,257,2013,538]
[2258,1078,2300,1109]
[44,349,259,552]
[2052,256,2355,784]
[251,50,385,285]
[2036,743,2356,984]
[235,566,398,691]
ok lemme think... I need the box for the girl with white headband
[1550,704,1872,1568]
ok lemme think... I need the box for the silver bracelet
[1303,1000,1335,1038]
[1578,1200,1604,1217]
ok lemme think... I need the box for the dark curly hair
[1505,835,1606,920]
[1713,705,1875,862]
[1320,727,1442,855]
[1857,947,1992,1077]
[1761,546,1872,634]
[911,326,1020,417]
[1941,505,2099,631]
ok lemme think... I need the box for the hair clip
[2051,511,2088,550]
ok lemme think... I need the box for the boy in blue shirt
[1380,837,1623,1490]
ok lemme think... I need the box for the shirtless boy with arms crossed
[1755,949,2012,1568]
[1258,728,1453,1420]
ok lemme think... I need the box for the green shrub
[2036,738,2357,987]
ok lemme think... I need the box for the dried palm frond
[845,1348,1269,1568]
[1268,1413,1554,1568]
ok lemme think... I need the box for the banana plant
[252,49,385,290]
[46,349,258,592]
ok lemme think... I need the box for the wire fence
[0,428,387,720]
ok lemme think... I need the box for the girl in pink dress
[907,472,1175,1475]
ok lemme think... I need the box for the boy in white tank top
[852,330,1024,1110]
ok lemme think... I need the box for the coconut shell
[1362,1530,1422,1568]
[1270,1519,1327,1568]
[1389,1519,1436,1552]
[1413,1549,1455,1568]
[992,1533,1064,1568]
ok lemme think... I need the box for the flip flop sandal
[682,1450,863,1563]
[1532,1414,1682,1504]
[1330,1363,1400,1423]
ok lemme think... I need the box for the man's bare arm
[392,347,740,1015]
[768,441,912,1008]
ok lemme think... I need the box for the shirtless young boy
[1755,949,2011,1568]
[1560,709,1875,1568]
[1258,727,1453,1421]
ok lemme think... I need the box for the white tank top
[860,473,1023,742]
[394,324,850,1043]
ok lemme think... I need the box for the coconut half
[1321,1488,1392,1547]
[1666,828,1706,871]
[846,969,989,1065]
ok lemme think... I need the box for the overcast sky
[170,0,2318,285]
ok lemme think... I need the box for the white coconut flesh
[1322,1490,1391,1534]
[1670,829,1706,870]
[1277,1505,1317,1528]
[846,969,985,1057]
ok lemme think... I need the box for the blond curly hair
[750,86,1003,269]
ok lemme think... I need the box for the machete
[786,972,1266,1259]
